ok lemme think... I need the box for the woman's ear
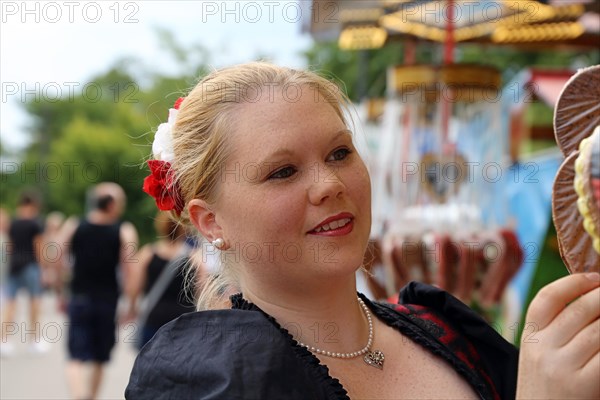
[188,199,224,244]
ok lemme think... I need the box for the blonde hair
[167,62,352,309]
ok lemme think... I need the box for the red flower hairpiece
[144,97,186,214]
[143,160,184,215]
[173,97,185,110]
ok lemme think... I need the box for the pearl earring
[212,238,224,249]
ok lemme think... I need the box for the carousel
[305,0,600,330]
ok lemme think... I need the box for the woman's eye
[268,166,297,180]
[328,147,351,162]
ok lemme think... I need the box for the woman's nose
[307,163,346,205]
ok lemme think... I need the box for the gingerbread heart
[553,150,600,273]
[552,65,600,274]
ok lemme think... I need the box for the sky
[0,0,315,152]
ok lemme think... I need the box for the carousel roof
[306,0,600,50]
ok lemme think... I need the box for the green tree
[11,30,212,243]
[304,41,406,101]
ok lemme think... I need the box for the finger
[559,317,600,369]
[550,287,600,347]
[526,273,600,330]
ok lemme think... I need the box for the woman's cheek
[352,162,371,201]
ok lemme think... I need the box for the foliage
[304,41,406,101]
[457,44,599,84]
[2,34,209,243]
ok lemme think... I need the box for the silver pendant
[363,350,385,369]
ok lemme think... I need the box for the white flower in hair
[152,107,178,162]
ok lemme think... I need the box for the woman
[127,211,198,349]
[127,62,599,399]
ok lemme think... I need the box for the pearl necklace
[296,297,385,369]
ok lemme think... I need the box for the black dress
[138,252,195,349]
[126,282,518,400]
[143,252,195,327]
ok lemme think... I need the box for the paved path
[1,293,138,400]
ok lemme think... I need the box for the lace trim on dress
[230,293,493,400]
[230,293,350,400]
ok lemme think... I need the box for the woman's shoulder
[143,308,278,346]
[130,309,281,368]
[126,309,340,399]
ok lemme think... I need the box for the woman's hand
[517,272,600,399]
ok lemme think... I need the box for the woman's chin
[311,253,365,278]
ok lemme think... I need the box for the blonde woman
[127,63,599,399]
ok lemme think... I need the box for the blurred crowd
[0,183,213,399]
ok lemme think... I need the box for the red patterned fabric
[390,302,501,400]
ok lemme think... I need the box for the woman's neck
[241,275,369,355]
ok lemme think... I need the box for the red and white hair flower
[143,97,185,214]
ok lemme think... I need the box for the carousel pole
[441,0,455,154]
[404,38,416,65]
[443,0,455,64]
[401,39,416,189]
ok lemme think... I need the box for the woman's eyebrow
[330,129,353,142]
[256,148,295,167]
[257,129,352,166]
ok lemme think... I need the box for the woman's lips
[308,213,354,236]
[309,219,354,236]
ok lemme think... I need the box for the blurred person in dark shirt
[1,190,45,357]
[56,182,138,399]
